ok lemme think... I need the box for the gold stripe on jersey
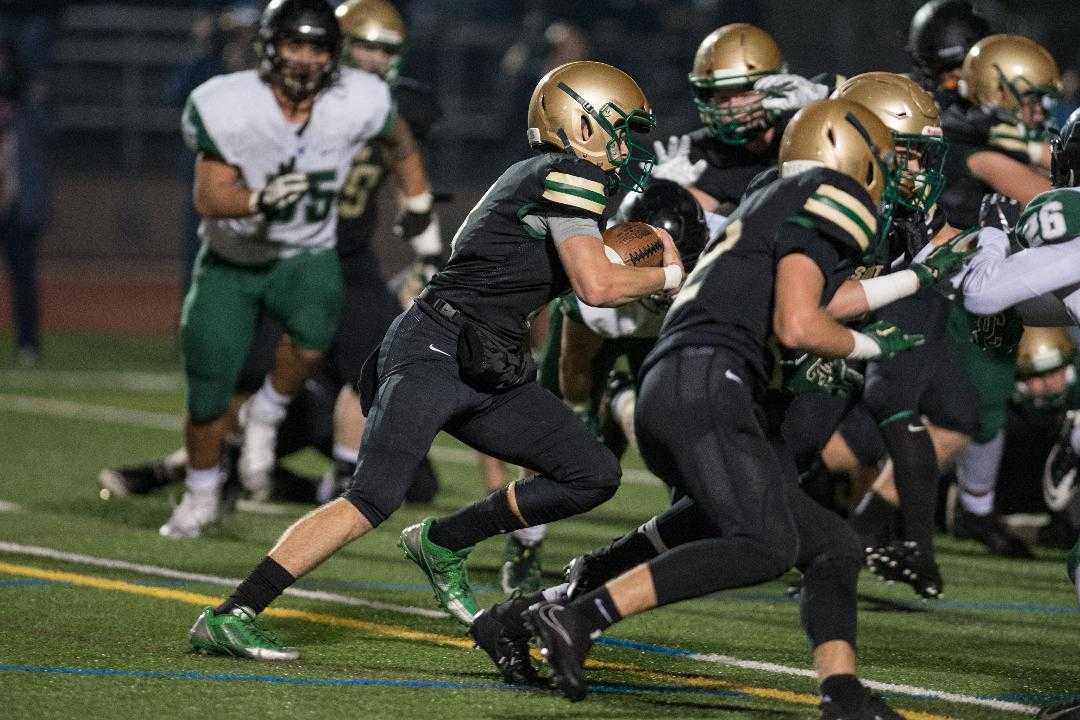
[542,188,607,214]
[803,198,872,251]
[988,123,1028,154]
[546,171,607,196]
[814,184,877,233]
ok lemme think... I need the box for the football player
[652,24,832,216]
[522,99,918,718]
[100,0,444,511]
[187,60,688,660]
[161,0,436,539]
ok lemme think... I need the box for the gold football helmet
[832,72,945,213]
[1017,327,1075,377]
[527,60,656,191]
[688,24,784,144]
[335,0,405,78]
[959,34,1061,132]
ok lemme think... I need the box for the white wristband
[662,264,684,291]
[248,190,260,215]
[846,330,881,360]
[401,191,434,214]
[859,270,920,312]
[1027,140,1046,166]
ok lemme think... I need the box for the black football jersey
[647,167,878,386]
[336,76,442,259]
[426,152,611,342]
[940,101,1032,230]
[687,125,785,216]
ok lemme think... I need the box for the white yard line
[0,393,661,485]
[0,540,1041,715]
[0,500,21,513]
[0,369,184,393]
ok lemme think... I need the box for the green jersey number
[1017,189,1080,247]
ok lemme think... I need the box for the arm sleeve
[962,229,1080,315]
[547,215,602,247]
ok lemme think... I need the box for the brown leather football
[601,221,664,267]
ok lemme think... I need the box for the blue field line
[0,578,57,589]
[0,663,740,698]
[597,636,696,658]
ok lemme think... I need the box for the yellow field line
[0,560,948,719]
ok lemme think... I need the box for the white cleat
[159,487,220,540]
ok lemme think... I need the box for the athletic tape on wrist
[846,329,881,360]
[663,264,684,291]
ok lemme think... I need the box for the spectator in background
[1054,68,1080,129]
[0,34,48,366]
[164,3,259,299]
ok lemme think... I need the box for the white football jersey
[182,68,393,265]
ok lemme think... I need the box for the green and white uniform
[180,68,394,422]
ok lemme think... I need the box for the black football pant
[343,298,620,526]
[634,347,799,605]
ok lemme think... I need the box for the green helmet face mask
[691,78,775,145]
[893,133,948,214]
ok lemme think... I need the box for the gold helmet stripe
[815,183,878,233]
[546,171,606,196]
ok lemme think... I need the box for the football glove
[651,135,707,188]
[861,319,925,360]
[911,234,978,286]
[254,172,309,214]
[756,74,829,114]
[781,353,864,399]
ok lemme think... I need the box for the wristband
[859,269,920,310]
[663,264,684,291]
[1028,140,1046,166]
[401,190,434,214]
[248,190,260,215]
[846,329,881,360]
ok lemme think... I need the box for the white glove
[252,172,309,214]
[651,135,707,188]
[755,74,829,114]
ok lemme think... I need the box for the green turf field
[0,331,1077,719]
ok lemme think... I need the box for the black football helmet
[627,180,708,271]
[1051,107,1080,188]
[907,0,988,80]
[256,0,342,103]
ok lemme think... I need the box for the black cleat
[820,692,903,720]
[468,609,546,687]
[866,540,943,600]
[523,602,592,702]
[564,552,620,601]
[1037,697,1080,719]
[953,508,1034,558]
[97,450,186,500]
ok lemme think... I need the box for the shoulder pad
[1016,188,1080,247]
[539,155,610,217]
[786,168,878,255]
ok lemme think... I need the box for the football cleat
[500,536,544,595]
[524,602,593,702]
[1037,697,1080,720]
[189,606,299,661]
[820,691,903,720]
[238,402,277,503]
[866,540,943,600]
[98,452,186,500]
[159,486,220,540]
[952,508,1034,559]
[399,518,479,624]
[468,609,547,687]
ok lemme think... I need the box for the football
[601,221,665,267]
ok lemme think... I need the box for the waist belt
[417,287,462,323]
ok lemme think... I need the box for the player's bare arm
[193,155,257,218]
[967,150,1051,206]
[557,228,682,307]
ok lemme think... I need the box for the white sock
[511,523,547,546]
[186,466,223,493]
[333,443,359,465]
[955,432,1005,516]
[248,377,292,425]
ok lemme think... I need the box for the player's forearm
[581,263,671,307]
[193,176,257,218]
[774,305,855,359]
[963,236,1080,315]
[391,150,431,200]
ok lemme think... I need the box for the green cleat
[500,536,544,595]
[188,606,299,661]
[399,518,479,624]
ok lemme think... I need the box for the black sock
[217,557,296,615]
[879,417,938,549]
[820,673,866,709]
[850,491,899,546]
[427,489,524,551]
[572,585,623,635]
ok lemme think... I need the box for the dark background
[2,0,1078,327]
